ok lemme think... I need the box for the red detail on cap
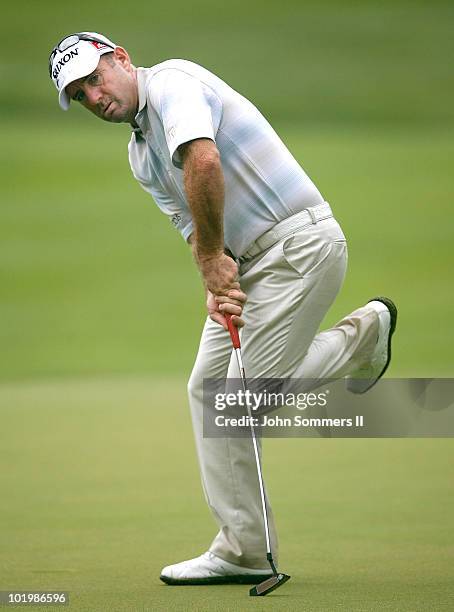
[90,41,108,50]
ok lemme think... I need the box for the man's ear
[113,46,132,69]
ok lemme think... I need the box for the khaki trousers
[187,215,380,568]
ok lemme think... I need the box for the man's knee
[187,370,199,401]
[187,365,205,404]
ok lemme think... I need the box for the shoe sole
[355,296,398,394]
[160,573,273,586]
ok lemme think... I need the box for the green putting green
[1,377,453,611]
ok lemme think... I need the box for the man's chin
[101,104,128,124]
[101,113,125,124]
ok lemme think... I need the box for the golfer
[49,32,397,585]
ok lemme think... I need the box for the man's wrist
[194,246,224,263]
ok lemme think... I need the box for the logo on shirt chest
[167,126,176,141]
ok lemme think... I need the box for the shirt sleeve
[149,69,223,168]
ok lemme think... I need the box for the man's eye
[87,73,101,85]
[74,91,85,102]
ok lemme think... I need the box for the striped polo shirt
[128,60,324,257]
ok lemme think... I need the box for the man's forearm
[181,138,239,298]
[182,139,225,260]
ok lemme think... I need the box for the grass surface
[1,377,453,611]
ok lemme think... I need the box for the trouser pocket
[282,221,347,278]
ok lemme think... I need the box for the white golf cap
[49,32,117,110]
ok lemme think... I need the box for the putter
[225,313,291,596]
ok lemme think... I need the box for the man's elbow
[196,148,221,176]
[183,139,222,176]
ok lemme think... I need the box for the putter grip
[225,314,241,349]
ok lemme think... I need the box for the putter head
[249,572,291,596]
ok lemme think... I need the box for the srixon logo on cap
[52,48,79,81]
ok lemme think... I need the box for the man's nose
[85,87,102,107]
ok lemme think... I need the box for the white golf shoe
[346,296,398,394]
[160,551,273,585]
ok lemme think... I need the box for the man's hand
[197,251,239,296]
[200,253,247,329]
[207,288,247,330]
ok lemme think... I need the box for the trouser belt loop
[306,207,317,224]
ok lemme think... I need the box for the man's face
[65,47,138,124]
